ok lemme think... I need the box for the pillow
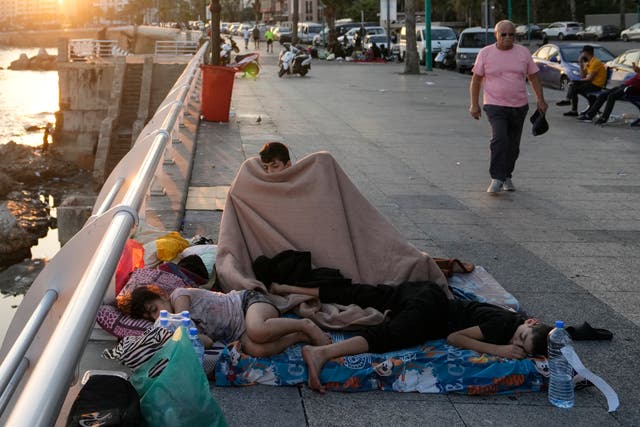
[178,244,217,276]
[97,267,192,339]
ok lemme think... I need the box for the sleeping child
[270,281,552,393]
[117,285,330,357]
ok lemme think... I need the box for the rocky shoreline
[0,141,96,292]
[7,48,57,71]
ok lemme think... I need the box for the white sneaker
[486,179,504,194]
[502,178,516,191]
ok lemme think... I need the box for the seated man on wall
[578,62,640,124]
[556,45,607,117]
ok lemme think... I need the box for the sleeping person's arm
[172,294,191,313]
[447,326,528,359]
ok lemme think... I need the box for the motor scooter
[434,43,457,70]
[220,36,261,78]
[278,44,311,77]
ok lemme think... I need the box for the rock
[0,141,78,186]
[0,203,39,267]
[0,141,96,277]
[0,170,17,198]
[0,259,46,295]
[8,51,57,71]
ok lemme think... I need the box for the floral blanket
[214,267,549,394]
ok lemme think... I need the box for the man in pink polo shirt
[469,20,548,194]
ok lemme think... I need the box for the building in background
[260,0,321,24]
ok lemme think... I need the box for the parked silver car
[542,21,583,40]
[621,23,640,42]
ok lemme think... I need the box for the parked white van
[399,24,457,65]
[455,27,496,73]
[297,22,324,44]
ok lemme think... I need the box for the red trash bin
[200,65,236,122]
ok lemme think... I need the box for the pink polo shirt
[472,44,539,107]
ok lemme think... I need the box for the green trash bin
[200,65,236,122]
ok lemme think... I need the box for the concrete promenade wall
[56,56,187,170]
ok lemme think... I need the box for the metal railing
[68,39,122,61]
[0,41,209,427]
[155,40,200,56]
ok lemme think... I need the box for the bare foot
[269,283,287,295]
[302,345,326,393]
[304,322,332,346]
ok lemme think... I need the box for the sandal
[566,322,613,341]
[434,258,475,278]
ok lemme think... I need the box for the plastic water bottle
[155,310,195,332]
[158,310,169,329]
[189,327,205,365]
[548,320,575,408]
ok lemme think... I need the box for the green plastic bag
[131,327,227,427]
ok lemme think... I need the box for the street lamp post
[425,0,432,71]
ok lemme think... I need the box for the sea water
[0,46,60,343]
[0,46,59,147]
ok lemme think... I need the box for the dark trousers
[567,80,601,111]
[584,85,627,120]
[319,281,450,353]
[483,104,529,182]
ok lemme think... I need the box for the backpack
[66,374,142,427]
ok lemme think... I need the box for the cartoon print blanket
[214,267,549,394]
[215,334,547,395]
[215,151,449,330]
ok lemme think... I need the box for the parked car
[274,27,293,44]
[621,23,640,42]
[455,27,496,73]
[398,24,457,65]
[531,43,616,90]
[515,24,542,40]
[297,22,324,44]
[363,34,397,53]
[606,49,640,86]
[542,21,583,40]
[338,26,387,46]
[312,27,329,46]
[576,25,619,41]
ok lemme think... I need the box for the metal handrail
[155,40,200,56]
[0,41,209,426]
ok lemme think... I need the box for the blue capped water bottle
[547,320,575,408]
[189,327,205,365]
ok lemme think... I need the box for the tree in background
[253,0,262,23]
[221,0,241,22]
[404,0,419,74]
[210,0,221,65]
[292,0,299,43]
[342,0,379,21]
[322,0,340,49]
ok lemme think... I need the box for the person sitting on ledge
[556,45,607,117]
[578,61,640,125]
[270,281,552,393]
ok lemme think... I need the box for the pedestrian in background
[265,27,274,53]
[242,27,250,50]
[252,26,260,49]
[469,20,548,194]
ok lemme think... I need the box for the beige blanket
[216,151,449,329]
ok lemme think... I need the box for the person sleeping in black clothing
[270,280,552,393]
